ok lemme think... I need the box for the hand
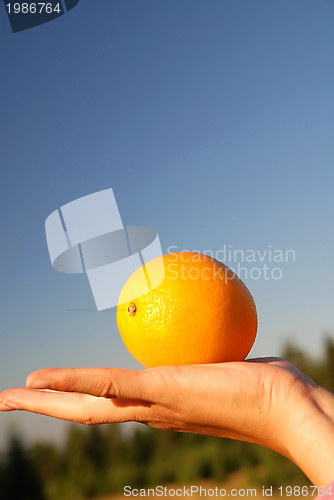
[1,358,334,487]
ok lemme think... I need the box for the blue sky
[1,0,334,447]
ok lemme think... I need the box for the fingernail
[0,403,15,411]
[26,379,51,389]
[3,400,22,410]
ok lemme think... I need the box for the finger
[0,387,27,408]
[0,387,153,424]
[26,367,163,401]
[0,402,15,411]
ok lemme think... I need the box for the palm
[0,358,314,438]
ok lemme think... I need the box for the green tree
[281,340,311,376]
[53,424,127,499]
[0,435,45,500]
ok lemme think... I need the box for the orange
[116,252,257,368]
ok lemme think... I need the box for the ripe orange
[116,252,257,368]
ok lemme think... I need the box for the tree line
[1,336,333,500]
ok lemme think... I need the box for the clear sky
[1,0,334,448]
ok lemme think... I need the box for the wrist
[280,383,334,486]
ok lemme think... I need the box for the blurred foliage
[281,335,334,393]
[1,335,333,499]
[0,435,45,500]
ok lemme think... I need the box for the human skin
[1,358,334,487]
